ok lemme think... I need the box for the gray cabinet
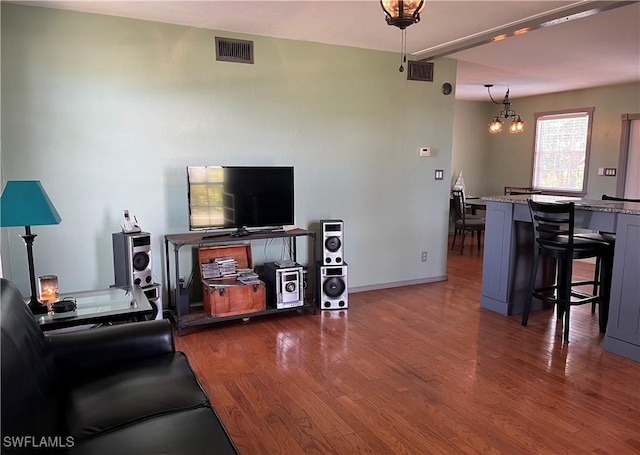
[604,214,640,359]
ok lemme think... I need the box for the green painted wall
[451,100,493,197]
[1,4,457,296]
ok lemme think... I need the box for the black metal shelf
[170,303,313,331]
[164,229,317,336]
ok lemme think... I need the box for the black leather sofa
[1,278,239,454]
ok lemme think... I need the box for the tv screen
[187,166,294,232]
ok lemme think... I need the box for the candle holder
[38,275,59,308]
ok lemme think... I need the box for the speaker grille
[323,277,346,298]
[407,61,434,82]
[215,37,254,64]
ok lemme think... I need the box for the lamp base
[27,297,49,315]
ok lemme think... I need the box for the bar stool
[576,195,640,313]
[522,200,614,343]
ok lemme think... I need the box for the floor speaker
[320,219,344,265]
[316,261,348,310]
[112,232,153,288]
[142,283,163,320]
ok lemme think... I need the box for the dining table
[465,197,487,215]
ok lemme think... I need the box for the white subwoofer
[316,262,348,310]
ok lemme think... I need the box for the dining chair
[451,189,485,254]
[523,200,614,343]
[602,194,640,203]
[504,186,543,195]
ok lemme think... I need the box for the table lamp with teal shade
[0,180,62,314]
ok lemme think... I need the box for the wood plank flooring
[174,240,640,454]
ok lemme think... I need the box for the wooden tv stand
[164,228,316,336]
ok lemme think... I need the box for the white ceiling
[11,0,640,101]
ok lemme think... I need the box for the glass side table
[35,286,152,331]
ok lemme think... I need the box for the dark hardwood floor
[175,240,640,454]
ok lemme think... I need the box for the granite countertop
[482,194,640,215]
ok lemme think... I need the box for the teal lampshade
[0,180,62,227]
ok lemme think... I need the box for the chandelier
[380,0,425,72]
[485,84,525,134]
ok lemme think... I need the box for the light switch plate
[435,169,444,180]
[419,147,431,157]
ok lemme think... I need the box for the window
[531,107,594,194]
[187,166,226,229]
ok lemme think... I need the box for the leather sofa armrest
[46,319,175,375]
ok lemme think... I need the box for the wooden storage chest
[198,244,266,317]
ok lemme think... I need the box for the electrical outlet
[421,251,428,262]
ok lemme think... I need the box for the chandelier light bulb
[489,119,503,134]
[509,118,525,134]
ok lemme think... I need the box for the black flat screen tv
[187,166,294,233]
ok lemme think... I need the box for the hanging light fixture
[485,84,525,134]
[380,0,425,72]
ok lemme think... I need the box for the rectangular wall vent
[407,61,434,82]
[215,37,254,64]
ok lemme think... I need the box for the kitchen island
[480,194,640,362]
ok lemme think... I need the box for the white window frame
[531,107,595,195]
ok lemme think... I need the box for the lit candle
[38,275,59,304]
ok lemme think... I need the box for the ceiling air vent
[407,61,434,82]
[215,37,254,64]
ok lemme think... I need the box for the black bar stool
[576,195,640,313]
[522,200,614,343]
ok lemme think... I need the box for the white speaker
[112,232,153,288]
[142,283,163,320]
[321,219,344,265]
[316,262,348,310]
